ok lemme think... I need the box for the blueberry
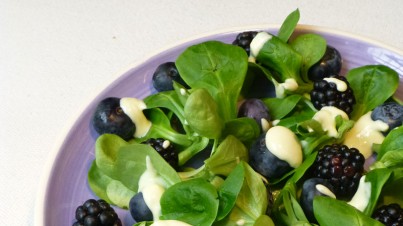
[371,102,403,134]
[238,98,271,132]
[232,31,259,55]
[308,45,342,81]
[129,192,153,222]
[249,134,292,179]
[152,62,188,92]
[91,97,135,141]
[300,178,335,223]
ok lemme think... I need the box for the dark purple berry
[73,199,122,226]
[309,144,365,200]
[310,75,355,116]
[371,102,403,135]
[129,192,153,222]
[238,98,271,132]
[142,138,179,170]
[152,62,188,92]
[232,31,259,55]
[249,133,293,180]
[372,203,403,226]
[308,45,342,81]
[92,97,135,141]
[300,178,335,223]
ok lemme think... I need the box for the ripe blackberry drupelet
[310,75,355,116]
[309,144,365,200]
[232,31,259,55]
[73,199,122,226]
[372,203,403,226]
[142,138,179,170]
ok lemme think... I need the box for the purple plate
[35,25,403,226]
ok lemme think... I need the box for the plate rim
[33,24,403,226]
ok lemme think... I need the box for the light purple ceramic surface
[37,26,403,226]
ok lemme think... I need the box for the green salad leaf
[277,8,300,42]
[346,65,399,120]
[160,178,219,226]
[314,196,384,226]
[88,134,181,209]
[290,33,327,82]
[176,41,248,121]
[377,126,403,159]
[205,135,249,176]
[256,34,303,85]
[184,88,224,139]
[216,163,245,221]
[263,94,302,120]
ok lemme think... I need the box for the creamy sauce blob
[343,111,389,158]
[249,32,273,62]
[276,78,299,97]
[265,126,302,168]
[151,220,192,226]
[261,118,271,132]
[162,140,170,149]
[180,88,187,96]
[316,184,336,199]
[120,97,152,138]
[236,219,246,226]
[313,106,349,137]
[323,77,347,92]
[348,176,371,212]
[138,156,166,221]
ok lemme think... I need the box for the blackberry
[309,144,365,200]
[232,31,259,55]
[73,199,122,226]
[372,203,403,226]
[142,138,179,170]
[310,75,355,116]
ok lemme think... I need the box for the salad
[73,9,403,226]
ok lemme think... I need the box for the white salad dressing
[151,220,192,226]
[162,140,170,149]
[343,111,389,158]
[249,32,272,62]
[348,176,371,212]
[138,156,166,221]
[323,77,347,92]
[261,118,271,132]
[120,97,152,138]
[312,106,349,137]
[180,88,187,96]
[265,126,303,168]
[236,219,246,225]
[316,184,336,199]
[276,78,299,97]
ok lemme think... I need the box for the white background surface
[1,0,403,225]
